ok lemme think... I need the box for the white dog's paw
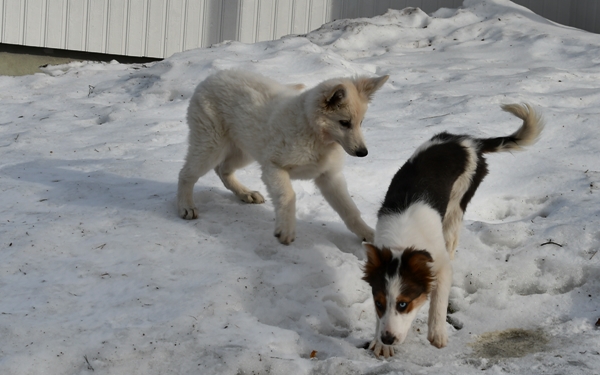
[427,327,448,348]
[368,339,395,359]
[274,230,295,245]
[362,227,375,243]
[239,191,265,204]
[179,206,198,220]
[274,225,295,245]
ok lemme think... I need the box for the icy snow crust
[1,0,599,374]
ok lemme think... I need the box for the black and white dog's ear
[363,243,382,269]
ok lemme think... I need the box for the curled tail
[479,103,545,153]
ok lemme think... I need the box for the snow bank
[0,1,599,374]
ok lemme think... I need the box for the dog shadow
[1,157,371,360]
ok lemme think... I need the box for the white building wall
[0,0,597,59]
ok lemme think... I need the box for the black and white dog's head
[363,244,434,346]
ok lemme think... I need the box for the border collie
[362,103,544,358]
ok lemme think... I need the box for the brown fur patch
[362,243,392,285]
[400,292,428,314]
[373,291,387,318]
[399,248,434,299]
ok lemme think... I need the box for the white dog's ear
[355,75,389,101]
[323,84,346,111]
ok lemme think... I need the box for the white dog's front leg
[262,166,296,245]
[315,171,374,242]
[427,261,452,348]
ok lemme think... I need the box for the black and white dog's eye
[339,120,351,128]
[397,302,408,311]
[375,301,384,309]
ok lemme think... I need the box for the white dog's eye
[339,120,351,128]
[375,301,384,310]
[397,301,408,312]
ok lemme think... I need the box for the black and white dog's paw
[368,339,396,359]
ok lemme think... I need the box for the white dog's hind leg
[177,148,222,219]
[215,147,265,204]
[315,171,374,242]
[262,166,296,245]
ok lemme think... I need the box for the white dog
[177,69,388,244]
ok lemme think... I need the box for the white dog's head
[363,244,433,346]
[311,75,388,157]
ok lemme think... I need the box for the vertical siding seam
[200,0,207,48]
[123,0,129,55]
[104,0,110,54]
[43,0,49,47]
[124,0,130,56]
[82,0,88,51]
[182,0,189,52]
[143,0,150,57]
[21,0,26,45]
[257,0,262,43]
[63,0,68,49]
[1,0,3,42]
[290,0,295,35]
[273,0,278,41]
[85,0,91,51]
[219,0,224,45]
[1,0,4,43]
[163,0,169,58]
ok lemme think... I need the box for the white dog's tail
[479,103,545,153]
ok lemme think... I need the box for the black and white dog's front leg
[315,171,374,242]
[427,261,452,348]
[368,321,396,359]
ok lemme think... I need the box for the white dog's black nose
[381,331,396,345]
[355,148,368,157]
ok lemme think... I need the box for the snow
[1,0,599,373]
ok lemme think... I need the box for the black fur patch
[379,134,470,218]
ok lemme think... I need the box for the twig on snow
[84,355,94,371]
[540,240,562,247]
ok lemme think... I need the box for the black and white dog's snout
[380,331,396,345]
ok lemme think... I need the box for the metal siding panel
[183,0,202,50]
[2,0,24,44]
[374,0,392,16]
[221,0,239,41]
[273,0,292,39]
[44,0,66,48]
[309,0,327,31]
[65,0,86,51]
[126,0,148,56]
[291,0,309,34]
[238,0,257,43]
[551,1,572,27]
[329,0,342,20]
[24,0,45,46]
[86,0,107,53]
[342,0,360,19]
[105,0,127,55]
[165,0,186,57]
[256,0,275,42]
[201,0,221,47]
[145,0,166,58]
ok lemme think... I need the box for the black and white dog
[363,103,544,358]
